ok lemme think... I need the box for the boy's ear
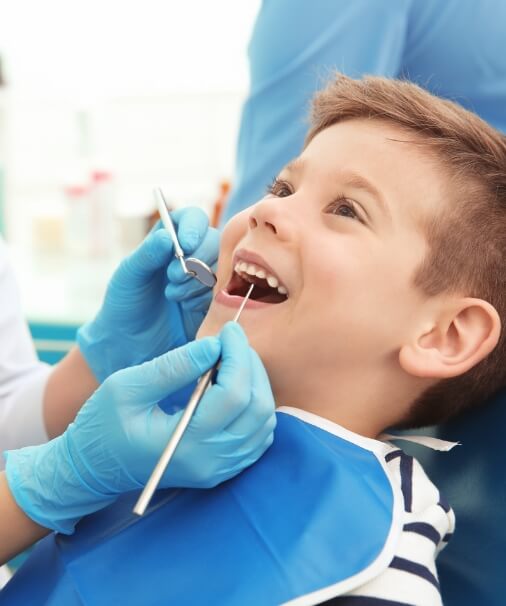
[399,298,501,379]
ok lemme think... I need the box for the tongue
[250,284,286,304]
[227,273,287,304]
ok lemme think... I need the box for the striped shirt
[320,446,455,606]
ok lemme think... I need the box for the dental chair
[404,387,506,606]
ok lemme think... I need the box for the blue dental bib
[1,408,402,606]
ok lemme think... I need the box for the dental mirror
[154,187,217,288]
[185,258,218,288]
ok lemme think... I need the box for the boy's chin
[196,314,221,340]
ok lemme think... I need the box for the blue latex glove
[77,207,219,383]
[5,323,276,534]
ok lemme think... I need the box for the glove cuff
[76,319,113,384]
[5,436,116,535]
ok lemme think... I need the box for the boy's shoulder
[383,442,455,546]
[335,444,455,605]
[363,444,456,603]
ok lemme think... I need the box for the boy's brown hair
[306,73,506,428]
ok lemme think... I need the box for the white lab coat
[0,238,51,469]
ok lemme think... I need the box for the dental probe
[133,282,255,516]
[154,187,217,288]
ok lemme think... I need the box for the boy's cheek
[217,212,250,271]
[197,216,249,340]
[221,209,249,243]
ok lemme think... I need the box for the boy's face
[198,119,448,413]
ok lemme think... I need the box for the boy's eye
[325,197,363,222]
[267,178,293,198]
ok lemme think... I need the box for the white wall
[0,0,259,95]
[0,0,260,246]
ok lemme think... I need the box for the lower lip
[215,289,276,310]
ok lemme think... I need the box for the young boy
[3,75,506,605]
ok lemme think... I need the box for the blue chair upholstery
[411,388,506,606]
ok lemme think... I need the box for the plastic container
[63,184,92,256]
[210,179,231,227]
[89,169,116,256]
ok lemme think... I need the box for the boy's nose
[247,198,294,242]
[248,215,277,234]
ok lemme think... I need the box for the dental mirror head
[185,257,217,288]
[154,187,217,288]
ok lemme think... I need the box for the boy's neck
[272,364,426,439]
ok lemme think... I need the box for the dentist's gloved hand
[5,323,276,535]
[77,207,219,383]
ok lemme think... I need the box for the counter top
[9,246,120,326]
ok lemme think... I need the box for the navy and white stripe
[320,447,455,606]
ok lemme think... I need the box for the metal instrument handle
[133,283,255,516]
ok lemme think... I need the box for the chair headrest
[410,388,506,606]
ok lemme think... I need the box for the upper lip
[232,248,286,288]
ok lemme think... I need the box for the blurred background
[0,0,259,347]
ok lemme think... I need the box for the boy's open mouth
[226,261,289,304]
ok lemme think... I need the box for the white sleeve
[0,239,51,467]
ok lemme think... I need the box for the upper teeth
[234,261,288,296]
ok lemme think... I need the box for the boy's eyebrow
[283,158,391,220]
[284,158,306,176]
[342,173,391,220]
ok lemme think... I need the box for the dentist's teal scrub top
[222,0,506,222]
